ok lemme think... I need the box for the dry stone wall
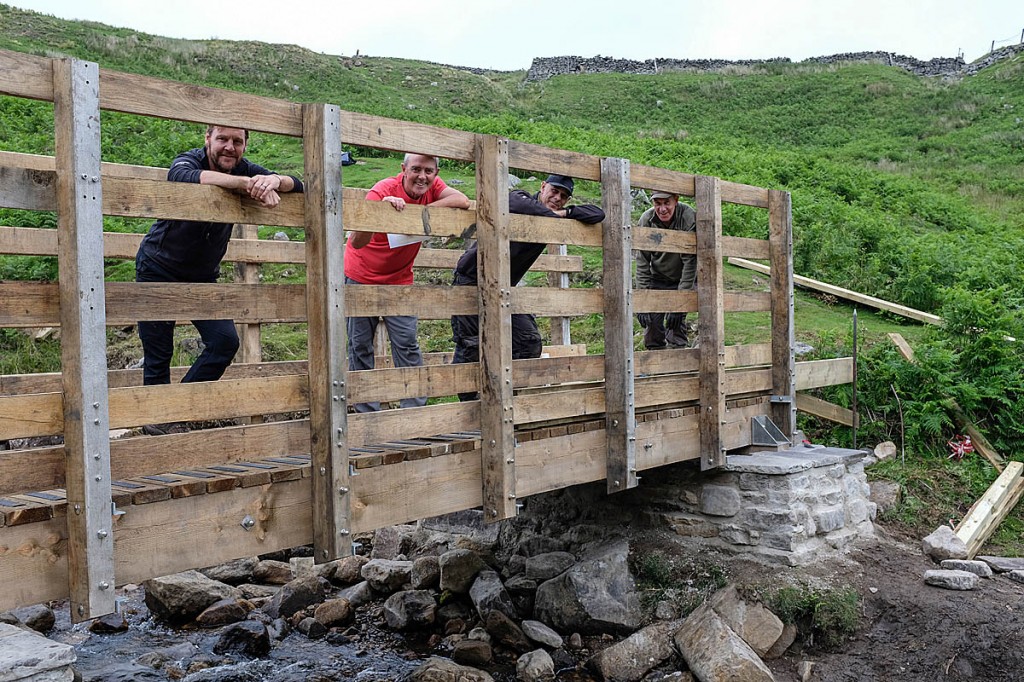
[525,45,1024,81]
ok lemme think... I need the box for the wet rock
[439,549,487,594]
[82,663,164,681]
[534,538,640,635]
[144,570,240,625]
[362,558,414,593]
[8,603,55,633]
[195,598,249,627]
[924,569,979,590]
[587,620,680,681]
[469,569,518,621]
[506,574,538,616]
[922,525,968,562]
[88,611,129,633]
[135,642,197,669]
[320,554,370,585]
[384,590,437,630]
[237,583,279,599]
[290,556,317,578]
[314,597,354,627]
[550,648,577,673]
[338,580,376,607]
[253,559,294,585]
[263,575,327,619]
[710,585,784,657]
[438,601,474,629]
[517,649,555,681]
[372,523,420,559]
[515,532,567,557]
[452,638,493,666]
[940,559,993,578]
[213,620,271,657]
[504,554,527,577]
[525,551,576,581]
[568,632,583,649]
[200,556,258,584]
[483,609,532,653]
[521,619,563,649]
[674,603,773,682]
[297,616,327,639]
[764,622,798,659]
[411,555,441,589]
[403,656,494,681]
[0,622,76,679]
[267,617,290,641]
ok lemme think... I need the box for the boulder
[212,620,271,657]
[517,649,555,682]
[411,555,441,589]
[674,603,774,682]
[253,559,294,585]
[200,556,258,585]
[709,585,784,657]
[939,559,993,578]
[439,549,488,594]
[361,558,414,593]
[534,538,640,634]
[922,526,969,562]
[195,598,249,627]
[403,656,494,681]
[263,575,327,619]
[521,619,563,649]
[483,609,532,653]
[924,569,978,590]
[383,590,437,630]
[524,552,576,581]
[452,639,493,667]
[314,598,354,628]
[7,604,55,633]
[320,555,370,585]
[469,569,518,621]
[587,620,680,681]
[144,570,240,625]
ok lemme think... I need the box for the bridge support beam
[696,175,726,470]
[769,189,796,438]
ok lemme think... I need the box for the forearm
[199,170,249,191]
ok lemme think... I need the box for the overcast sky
[9,0,1024,70]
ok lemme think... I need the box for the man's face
[539,182,570,212]
[205,127,247,173]
[401,155,439,199]
[653,196,678,223]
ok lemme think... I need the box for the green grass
[761,583,861,650]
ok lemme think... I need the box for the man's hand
[382,196,407,211]
[247,174,282,207]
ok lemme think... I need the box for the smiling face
[205,126,248,173]
[653,195,679,223]
[401,154,439,200]
[538,181,570,212]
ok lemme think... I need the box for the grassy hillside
[1,4,1022,547]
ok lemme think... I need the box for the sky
[8,0,1024,71]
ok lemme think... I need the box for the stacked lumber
[954,461,1024,559]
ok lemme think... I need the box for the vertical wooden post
[696,175,726,470]
[601,157,636,493]
[303,103,350,560]
[233,223,263,424]
[546,244,571,345]
[52,57,115,622]
[769,190,796,438]
[475,134,516,522]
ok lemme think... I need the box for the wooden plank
[347,363,478,405]
[52,57,115,621]
[696,175,726,470]
[302,103,350,561]
[547,244,572,345]
[347,402,479,448]
[345,284,477,318]
[232,224,264,426]
[415,246,582,273]
[512,288,604,316]
[633,289,771,314]
[341,111,475,162]
[509,212,602,247]
[98,67,303,136]
[795,358,853,390]
[0,150,167,180]
[887,332,916,362]
[474,134,516,522]
[0,49,54,100]
[728,257,943,326]
[600,157,636,493]
[507,140,602,181]
[0,165,57,211]
[542,344,587,358]
[769,189,796,437]
[796,393,855,426]
[954,461,1024,558]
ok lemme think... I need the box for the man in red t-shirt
[345,153,470,412]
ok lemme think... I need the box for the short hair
[206,125,249,141]
[403,153,440,169]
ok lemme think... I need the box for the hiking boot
[666,328,690,348]
[141,422,189,436]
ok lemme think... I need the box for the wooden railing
[0,48,851,620]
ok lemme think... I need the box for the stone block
[664,513,719,539]
[0,623,76,681]
[719,526,760,546]
[848,499,870,524]
[725,455,815,475]
[740,507,800,531]
[924,569,978,590]
[738,473,770,492]
[812,507,846,533]
[824,527,859,550]
[700,485,741,517]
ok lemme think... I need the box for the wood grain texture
[769,190,796,436]
[696,176,726,470]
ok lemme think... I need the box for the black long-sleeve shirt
[453,189,605,286]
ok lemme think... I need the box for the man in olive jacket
[636,191,697,350]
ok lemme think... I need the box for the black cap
[544,174,574,196]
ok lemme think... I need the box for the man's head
[401,153,440,200]
[651,191,679,223]
[539,174,574,212]
[205,126,249,174]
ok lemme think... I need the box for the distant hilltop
[524,44,1024,81]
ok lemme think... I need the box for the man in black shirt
[450,174,604,400]
[135,126,303,432]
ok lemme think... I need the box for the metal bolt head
[96,529,108,539]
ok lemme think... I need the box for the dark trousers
[135,253,239,386]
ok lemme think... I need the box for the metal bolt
[508,493,516,500]
[74,504,82,515]
[96,529,108,538]
[80,173,87,180]
[333,396,339,401]
[489,439,496,446]
[613,480,621,487]
[94,453,100,460]
[78,605,85,616]
[320,466,327,475]
[338,486,349,495]
[333,381,339,386]
[94,475,101,482]
[339,528,350,536]
[92,402,99,408]
[240,515,256,530]
[93,419,100,425]
[99,581,110,590]
[506,458,515,464]
[323,549,329,559]
[612,419,619,427]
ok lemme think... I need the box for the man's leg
[184,318,239,382]
[639,312,667,350]
[347,314,381,412]
[451,314,480,402]
[383,314,426,408]
[665,312,690,348]
[137,319,176,385]
[511,314,543,359]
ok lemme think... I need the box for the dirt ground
[713,525,1024,682]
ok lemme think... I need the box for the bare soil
[716,526,1024,682]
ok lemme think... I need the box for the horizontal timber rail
[0,48,847,620]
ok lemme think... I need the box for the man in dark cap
[450,174,605,400]
[636,190,697,350]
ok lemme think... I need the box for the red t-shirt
[344,174,449,285]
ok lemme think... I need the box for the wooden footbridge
[0,50,852,621]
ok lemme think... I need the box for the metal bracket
[751,414,790,447]
[769,394,793,404]
[110,501,126,518]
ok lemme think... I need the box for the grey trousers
[346,278,426,412]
